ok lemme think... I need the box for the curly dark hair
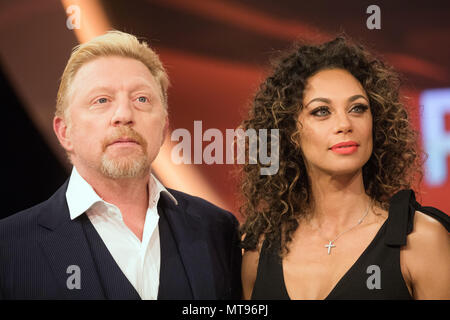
[239,35,423,256]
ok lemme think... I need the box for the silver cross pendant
[325,241,336,255]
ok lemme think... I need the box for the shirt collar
[66,167,177,220]
[149,172,178,208]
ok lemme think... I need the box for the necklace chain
[320,202,371,255]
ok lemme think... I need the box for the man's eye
[137,96,148,103]
[311,107,330,117]
[96,97,108,104]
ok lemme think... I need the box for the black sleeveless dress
[251,190,450,300]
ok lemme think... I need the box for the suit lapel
[160,193,217,299]
[37,181,105,299]
[80,214,141,299]
[37,180,219,299]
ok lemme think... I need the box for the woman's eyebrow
[305,94,369,108]
[348,94,369,103]
[304,97,331,108]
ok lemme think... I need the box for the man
[0,31,241,299]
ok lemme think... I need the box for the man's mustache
[102,126,148,152]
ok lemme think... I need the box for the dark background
[1,0,449,219]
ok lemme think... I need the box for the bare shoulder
[403,210,449,269]
[241,238,264,300]
[401,210,450,299]
[409,210,449,243]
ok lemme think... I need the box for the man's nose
[111,99,134,126]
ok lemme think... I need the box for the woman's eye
[96,97,108,104]
[351,104,369,113]
[311,107,330,117]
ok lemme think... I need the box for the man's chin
[100,156,149,179]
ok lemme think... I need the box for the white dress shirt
[65,167,177,300]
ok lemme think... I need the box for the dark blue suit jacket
[0,180,242,299]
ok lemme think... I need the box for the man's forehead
[82,80,157,95]
[71,56,159,93]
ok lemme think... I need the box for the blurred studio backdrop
[1,0,450,219]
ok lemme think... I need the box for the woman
[239,36,450,299]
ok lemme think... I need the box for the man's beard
[100,153,149,179]
[100,126,150,179]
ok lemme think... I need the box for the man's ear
[162,115,169,145]
[53,116,74,152]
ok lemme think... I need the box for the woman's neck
[305,169,372,234]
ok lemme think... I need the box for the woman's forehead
[302,69,367,102]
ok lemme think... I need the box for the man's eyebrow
[85,86,113,96]
[83,82,155,97]
[304,95,369,108]
[128,82,154,91]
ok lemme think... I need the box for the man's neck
[75,165,150,221]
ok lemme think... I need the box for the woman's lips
[330,141,359,154]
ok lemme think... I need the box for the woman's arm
[241,248,260,300]
[402,211,450,299]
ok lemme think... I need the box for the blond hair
[55,30,169,119]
